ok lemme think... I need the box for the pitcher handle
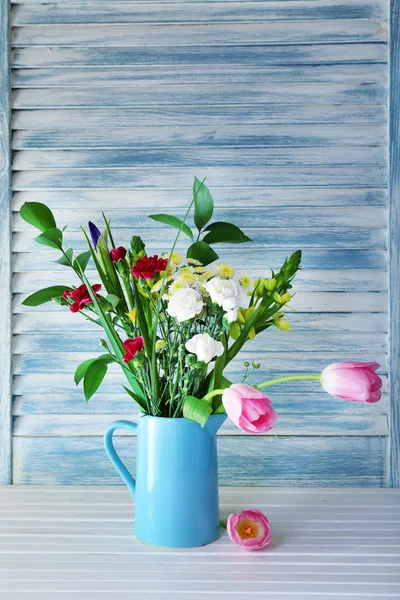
[104,420,138,498]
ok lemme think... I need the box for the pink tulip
[227,509,271,551]
[222,383,277,433]
[320,362,382,403]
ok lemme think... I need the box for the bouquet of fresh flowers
[20,177,382,431]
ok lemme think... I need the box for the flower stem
[255,374,321,389]
[202,373,321,403]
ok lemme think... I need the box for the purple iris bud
[88,221,101,250]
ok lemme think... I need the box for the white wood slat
[12,167,388,189]
[11,64,388,87]
[12,206,389,230]
[12,122,389,150]
[12,84,388,108]
[11,437,387,485]
[11,188,388,209]
[11,43,388,68]
[12,413,388,437]
[11,0,389,25]
[13,311,388,333]
[11,331,388,354]
[11,21,388,47]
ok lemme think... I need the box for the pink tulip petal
[230,383,272,403]
[367,390,382,403]
[222,388,244,428]
[227,509,271,551]
[321,368,373,402]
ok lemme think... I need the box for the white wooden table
[0,487,399,599]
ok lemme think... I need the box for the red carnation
[63,283,101,313]
[110,246,127,263]
[132,255,168,280]
[122,336,145,363]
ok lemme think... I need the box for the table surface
[0,486,399,599]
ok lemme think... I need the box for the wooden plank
[11,64,388,87]
[11,124,389,150]
[10,268,389,293]
[12,207,388,231]
[11,436,387,485]
[11,0,389,25]
[13,310,388,334]
[12,84,388,108]
[12,147,387,169]
[0,0,12,484]
[11,248,389,272]
[12,227,388,253]
[11,43,389,68]
[11,167,388,189]
[389,0,400,487]
[11,390,389,416]
[12,414,388,437]
[11,21,388,47]
[11,352,388,375]
[12,331,388,355]
[11,188,389,208]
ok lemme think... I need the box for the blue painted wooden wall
[7,0,392,485]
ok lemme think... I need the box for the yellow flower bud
[274,292,282,304]
[245,306,255,321]
[127,309,138,324]
[229,322,241,340]
[248,326,256,340]
[273,316,291,331]
[237,308,246,324]
[264,278,277,291]
[256,279,266,296]
[280,292,291,304]
[155,340,166,352]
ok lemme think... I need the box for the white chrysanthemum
[168,279,189,294]
[203,277,248,311]
[185,333,224,364]
[166,288,204,322]
[237,274,253,290]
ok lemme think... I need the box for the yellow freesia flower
[127,309,138,323]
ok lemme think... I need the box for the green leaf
[83,360,108,401]
[106,294,120,309]
[75,263,147,405]
[74,354,115,385]
[20,202,57,232]
[203,222,252,244]
[34,227,63,250]
[193,177,213,231]
[183,395,213,428]
[187,241,218,267]
[149,214,193,241]
[74,251,91,272]
[22,285,73,307]
[55,248,73,266]
[123,385,148,414]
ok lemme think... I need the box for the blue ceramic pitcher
[104,413,227,548]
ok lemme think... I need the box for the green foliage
[149,214,193,241]
[74,354,115,385]
[183,395,213,427]
[203,222,252,244]
[74,251,91,272]
[193,177,213,231]
[22,285,72,306]
[187,241,219,266]
[83,360,108,401]
[105,294,120,309]
[20,202,57,232]
[55,248,73,266]
[34,228,63,249]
